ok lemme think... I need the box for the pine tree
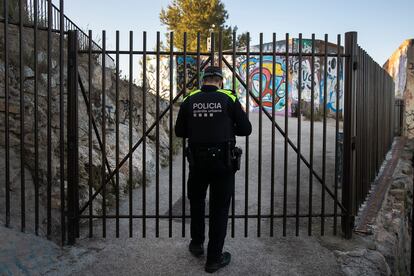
[160,0,233,52]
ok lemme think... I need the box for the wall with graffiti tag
[222,39,343,115]
[144,38,344,117]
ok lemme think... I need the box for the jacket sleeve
[233,99,252,136]
[175,101,188,138]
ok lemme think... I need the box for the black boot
[205,252,231,273]
[189,241,204,257]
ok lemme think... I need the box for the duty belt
[192,145,226,160]
[186,142,242,172]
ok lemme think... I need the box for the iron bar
[210,32,215,66]
[257,33,263,237]
[363,49,368,205]
[321,34,328,235]
[79,213,344,219]
[308,34,315,236]
[218,31,223,68]
[169,31,174,238]
[155,31,160,237]
[67,31,79,245]
[270,32,276,237]
[47,0,52,237]
[59,0,65,244]
[296,34,302,236]
[129,30,133,237]
[19,0,26,233]
[101,30,107,238]
[356,48,362,209]
[342,31,358,239]
[77,49,348,58]
[231,30,236,238]
[33,0,39,235]
[181,32,187,238]
[142,31,147,238]
[88,30,93,238]
[333,34,341,235]
[196,32,201,88]
[244,32,250,238]
[115,30,120,238]
[283,33,289,236]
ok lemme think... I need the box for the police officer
[175,66,252,273]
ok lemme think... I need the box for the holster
[231,146,243,172]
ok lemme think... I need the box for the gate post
[342,32,358,238]
[67,31,79,245]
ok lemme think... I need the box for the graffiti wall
[384,39,414,138]
[176,56,199,93]
[223,39,343,115]
[144,38,344,116]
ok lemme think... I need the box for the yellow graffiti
[263,62,284,75]
[240,60,284,76]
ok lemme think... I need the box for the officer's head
[202,66,223,88]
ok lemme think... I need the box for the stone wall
[0,24,180,239]
[334,139,413,275]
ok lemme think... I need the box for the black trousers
[187,159,234,263]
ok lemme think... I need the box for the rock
[400,163,412,175]
[335,249,391,276]
[392,172,410,182]
[389,189,405,201]
[391,179,406,189]
[0,99,20,114]
[91,66,113,90]
[23,66,34,79]
[40,73,57,88]
[52,59,58,69]
[37,51,47,65]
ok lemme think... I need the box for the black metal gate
[1,0,396,246]
[65,29,352,244]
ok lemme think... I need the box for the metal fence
[0,0,114,65]
[1,0,397,245]
[342,32,396,236]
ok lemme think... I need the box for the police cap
[203,66,223,79]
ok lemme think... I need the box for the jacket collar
[201,85,220,92]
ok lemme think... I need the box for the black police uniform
[175,80,252,263]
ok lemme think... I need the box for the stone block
[389,189,406,201]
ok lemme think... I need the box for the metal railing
[342,32,395,236]
[0,0,114,64]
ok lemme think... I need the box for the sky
[59,0,414,67]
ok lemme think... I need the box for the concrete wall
[384,39,414,137]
